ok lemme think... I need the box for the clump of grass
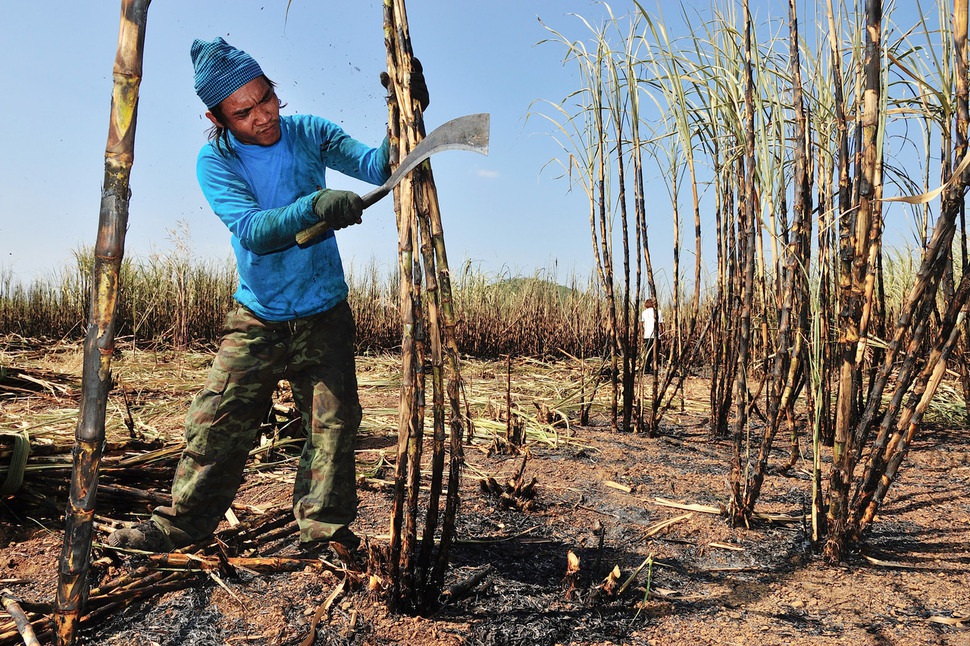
[452,266,609,359]
[0,244,237,349]
[3,252,614,360]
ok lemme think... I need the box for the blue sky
[0,1,936,293]
[0,0,646,285]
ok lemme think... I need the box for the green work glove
[380,57,430,112]
[312,189,364,231]
[410,58,430,112]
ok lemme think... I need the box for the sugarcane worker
[108,37,428,554]
[641,298,663,374]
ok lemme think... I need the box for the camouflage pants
[152,301,361,545]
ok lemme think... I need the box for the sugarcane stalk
[847,211,955,472]
[88,566,154,599]
[592,44,619,432]
[602,48,636,434]
[847,52,970,530]
[146,553,351,574]
[825,0,883,563]
[850,271,958,522]
[428,286,468,594]
[86,570,171,606]
[414,176,445,593]
[811,0,848,539]
[823,0,850,452]
[383,0,421,608]
[440,565,492,603]
[739,0,813,520]
[728,0,758,523]
[855,271,970,530]
[708,140,731,438]
[1,590,41,646]
[401,203,425,604]
[566,34,618,431]
[383,0,467,609]
[0,619,49,646]
[618,157,635,434]
[54,1,150,643]
[623,25,644,435]
[953,0,970,427]
[383,0,415,604]
[81,573,197,623]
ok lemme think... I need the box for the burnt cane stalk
[576,38,619,431]
[603,54,636,433]
[625,34,660,435]
[823,0,852,451]
[729,0,759,523]
[383,0,467,610]
[954,0,970,426]
[825,0,883,563]
[740,0,813,520]
[710,150,737,439]
[846,0,970,534]
[853,272,970,532]
[54,2,151,644]
[383,0,421,606]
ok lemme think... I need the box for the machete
[296,112,490,246]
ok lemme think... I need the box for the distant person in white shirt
[641,299,663,373]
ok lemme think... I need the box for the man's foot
[106,521,174,552]
[298,528,360,553]
[295,528,362,562]
[327,527,361,552]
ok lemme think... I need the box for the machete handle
[294,186,391,247]
[361,186,389,209]
[295,220,330,246]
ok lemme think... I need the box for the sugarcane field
[3,0,970,645]
[0,335,966,646]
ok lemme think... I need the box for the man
[108,37,427,553]
[641,298,663,374]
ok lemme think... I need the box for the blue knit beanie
[191,37,264,109]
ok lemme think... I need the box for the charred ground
[1,341,968,645]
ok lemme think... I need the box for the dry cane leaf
[709,541,744,552]
[617,554,653,597]
[882,147,970,205]
[651,497,722,515]
[643,513,693,540]
[637,588,709,607]
[604,480,632,493]
[863,555,920,569]
[208,572,244,608]
[649,587,707,601]
[1,588,41,646]
[301,577,347,646]
[927,615,968,628]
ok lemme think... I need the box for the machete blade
[296,113,490,246]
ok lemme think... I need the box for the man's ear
[205,110,222,127]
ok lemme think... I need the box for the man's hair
[206,75,284,156]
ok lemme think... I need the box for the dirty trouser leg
[287,300,362,543]
[153,306,285,545]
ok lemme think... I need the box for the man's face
[207,76,281,146]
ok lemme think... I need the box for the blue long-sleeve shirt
[196,114,390,321]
